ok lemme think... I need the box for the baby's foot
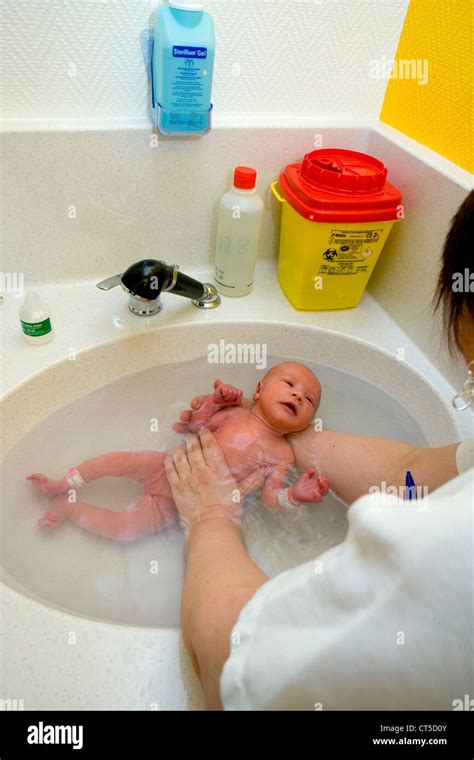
[26,473,66,497]
[37,494,70,529]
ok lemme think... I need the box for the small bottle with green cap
[18,291,54,345]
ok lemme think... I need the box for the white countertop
[1,260,467,416]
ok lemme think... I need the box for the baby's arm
[260,464,330,512]
[173,379,250,434]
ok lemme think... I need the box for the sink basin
[0,322,458,627]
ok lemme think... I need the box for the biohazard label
[318,228,385,275]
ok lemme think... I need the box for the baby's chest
[213,419,291,478]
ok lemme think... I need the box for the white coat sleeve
[220,468,474,710]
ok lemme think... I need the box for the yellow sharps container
[271,148,403,310]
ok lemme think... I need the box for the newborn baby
[26,362,329,541]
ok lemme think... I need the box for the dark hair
[434,190,474,352]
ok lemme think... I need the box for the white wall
[0,126,369,281]
[366,123,472,393]
[0,0,409,125]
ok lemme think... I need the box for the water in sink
[0,354,427,627]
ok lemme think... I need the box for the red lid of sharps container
[278,148,403,222]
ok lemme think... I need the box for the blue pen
[405,470,417,501]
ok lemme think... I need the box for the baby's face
[253,362,321,434]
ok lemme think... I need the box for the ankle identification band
[66,467,87,487]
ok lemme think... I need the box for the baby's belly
[213,428,263,482]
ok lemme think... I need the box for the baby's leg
[27,451,166,497]
[39,491,177,541]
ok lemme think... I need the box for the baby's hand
[172,394,217,434]
[172,380,243,434]
[213,379,242,405]
[290,469,330,504]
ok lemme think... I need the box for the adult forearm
[290,429,460,505]
[181,518,268,710]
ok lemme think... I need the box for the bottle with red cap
[214,166,264,297]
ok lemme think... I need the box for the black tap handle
[121,260,172,300]
[121,259,205,301]
[171,270,206,301]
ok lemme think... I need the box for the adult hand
[164,429,243,536]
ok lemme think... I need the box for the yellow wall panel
[380,0,473,172]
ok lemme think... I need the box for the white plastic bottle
[18,291,54,345]
[214,166,264,297]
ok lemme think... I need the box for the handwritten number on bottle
[237,238,250,256]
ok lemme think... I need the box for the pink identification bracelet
[66,467,87,487]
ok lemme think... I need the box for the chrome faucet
[97,259,220,316]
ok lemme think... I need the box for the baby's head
[252,361,321,434]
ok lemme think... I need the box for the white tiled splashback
[0,0,409,124]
